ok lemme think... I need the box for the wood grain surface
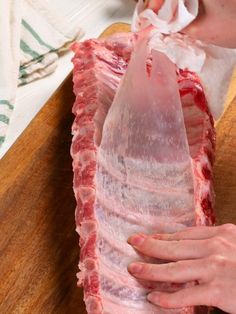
[0,22,235,314]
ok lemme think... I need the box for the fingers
[128,259,208,283]
[156,224,236,241]
[158,226,221,241]
[128,234,211,260]
[182,0,236,48]
[147,284,216,308]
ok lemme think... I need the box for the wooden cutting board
[0,23,235,314]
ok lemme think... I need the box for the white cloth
[132,0,236,120]
[132,0,199,33]
[0,0,83,148]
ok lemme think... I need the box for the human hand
[139,0,236,48]
[183,0,236,48]
[128,224,236,313]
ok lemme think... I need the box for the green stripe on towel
[0,114,10,124]
[22,19,55,51]
[0,136,5,145]
[19,78,28,86]
[19,67,27,78]
[20,40,41,59]
[0,100,14,110]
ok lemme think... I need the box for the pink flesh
[71,32,215,314]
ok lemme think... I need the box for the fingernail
[147,292,160,304]
[128,234,146,247]
[128,263,143,274]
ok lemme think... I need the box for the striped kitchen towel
[0,0,83,148]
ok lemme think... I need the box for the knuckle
[215,236,225,248]
[209,236,225,252]
[221,223,236,234]
[209,254,227,271]
[215,255,227,268]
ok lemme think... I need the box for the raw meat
[71,31,215,314]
